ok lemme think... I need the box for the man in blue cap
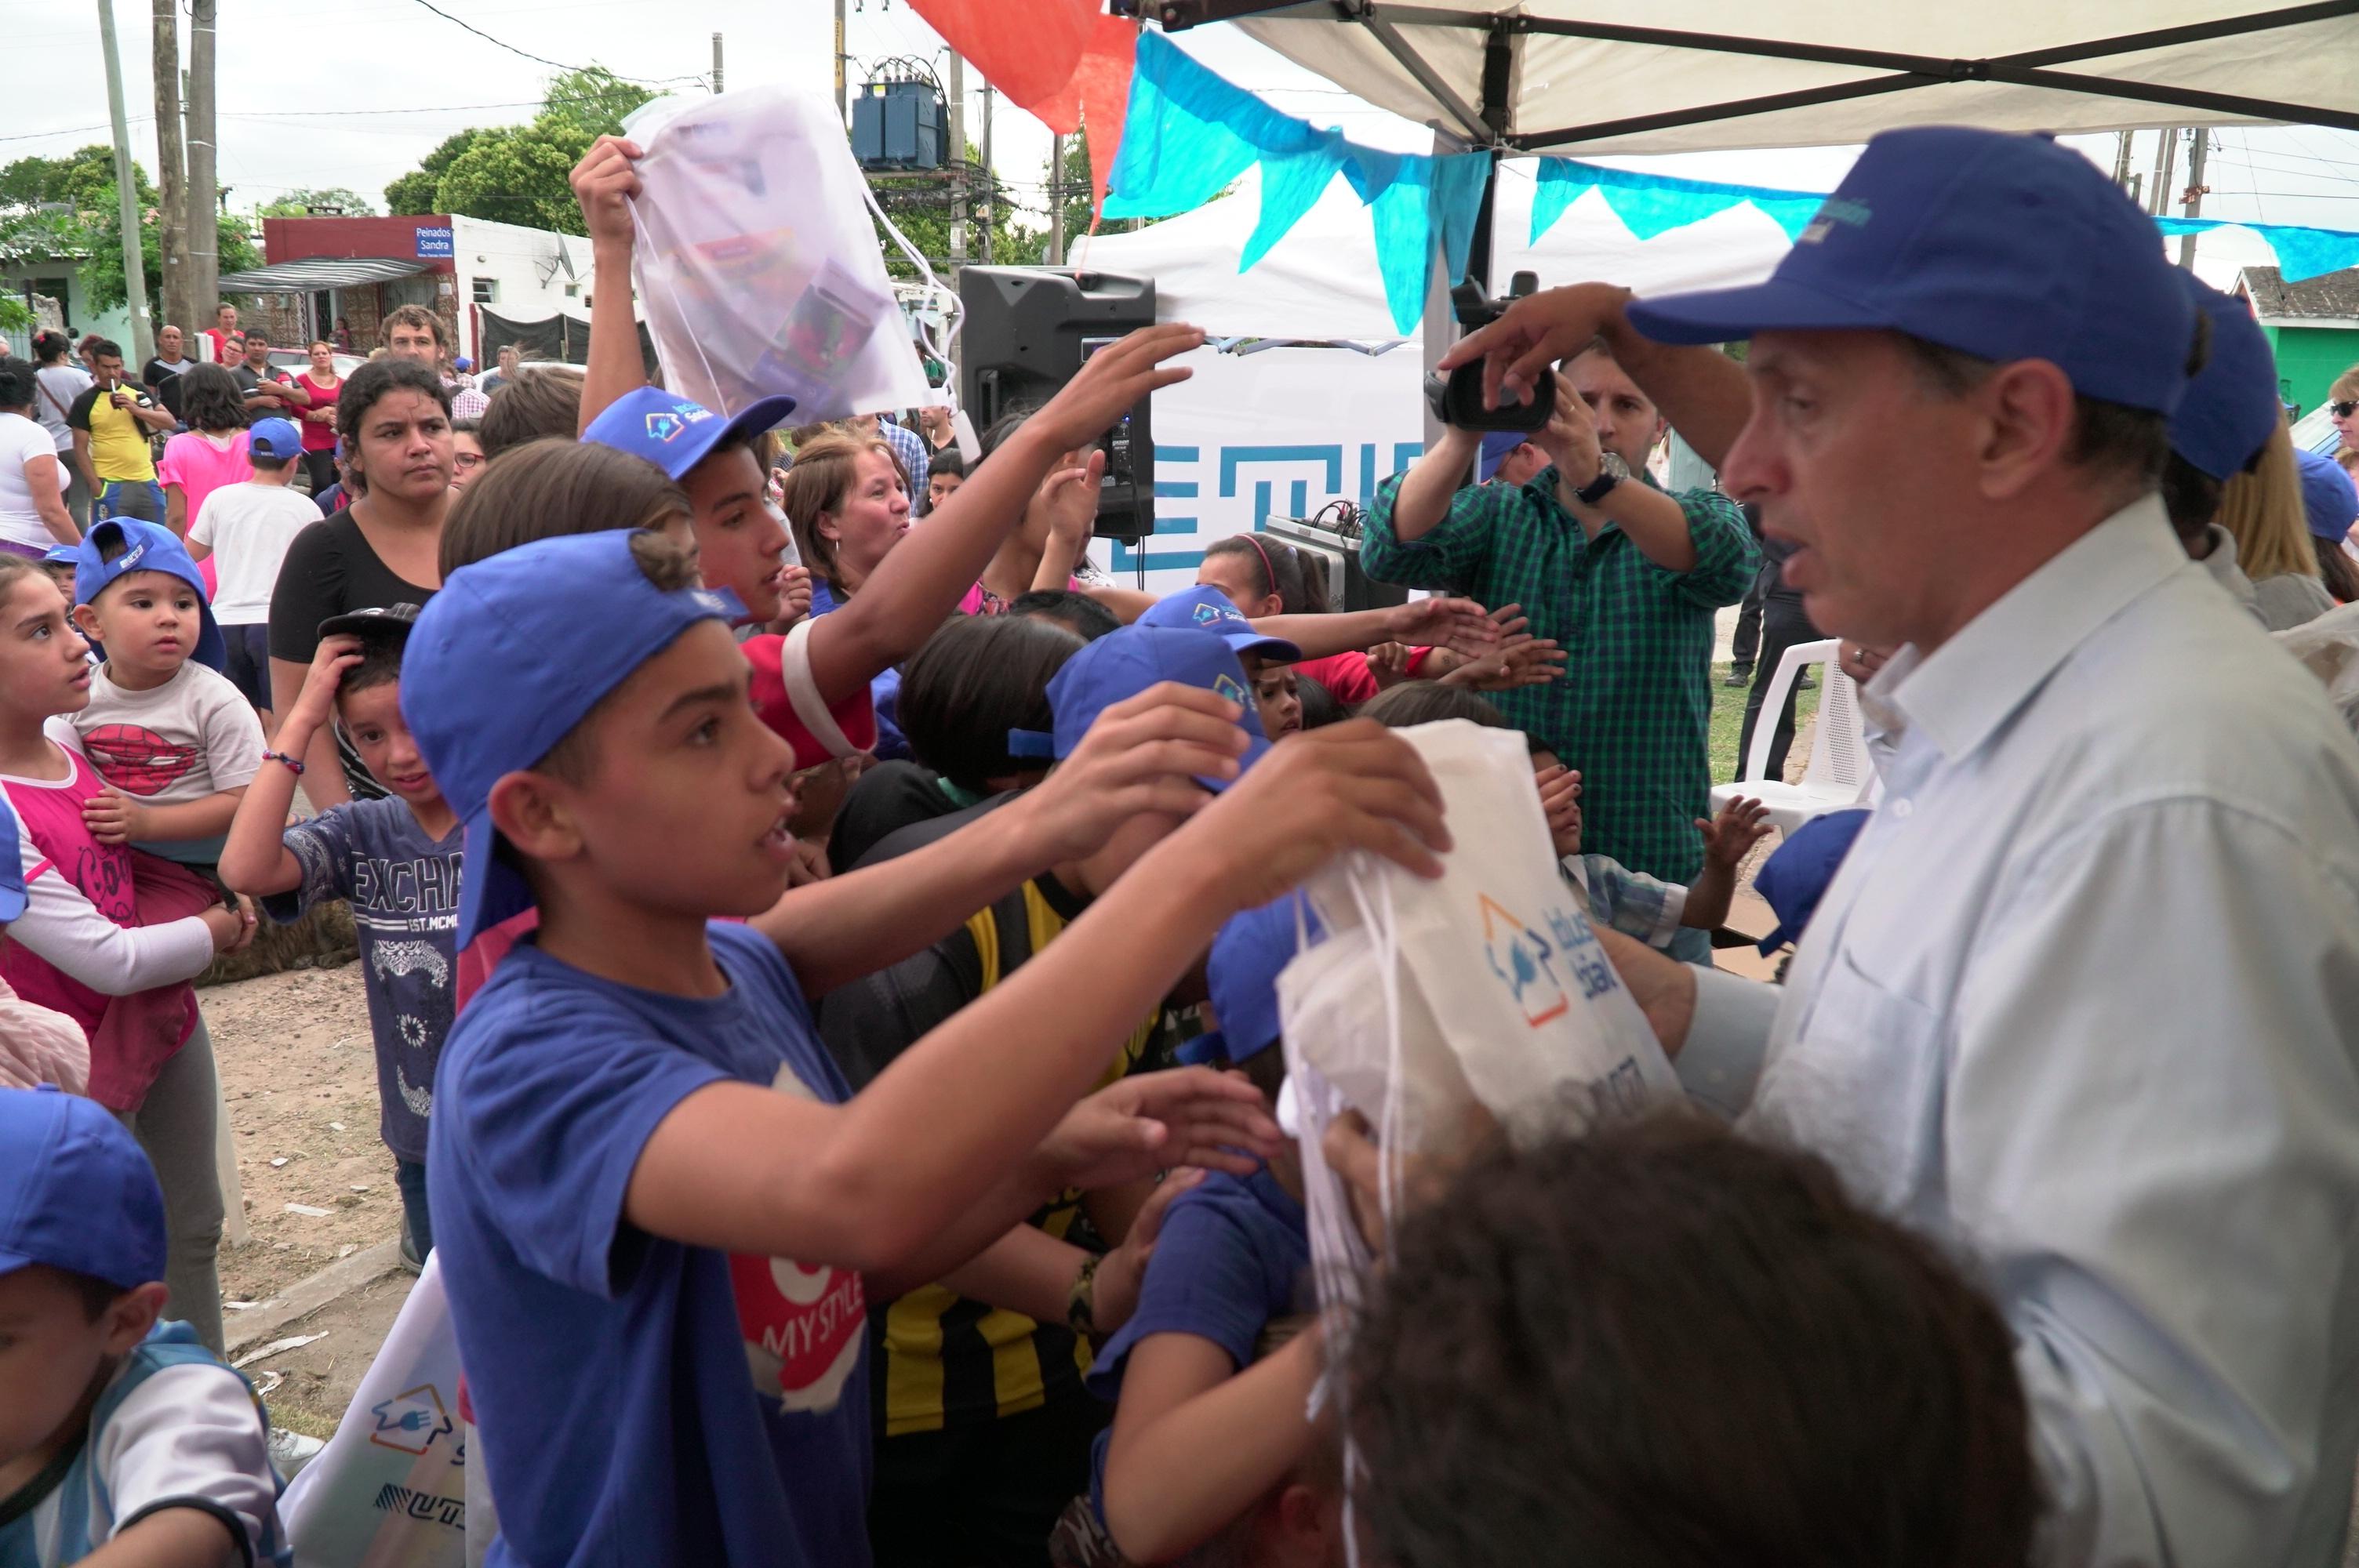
[1440,125,2359,1563]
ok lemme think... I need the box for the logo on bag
[732,1062,867,1414]
[1478,893,1570,1029]
[369,1383,455,1455]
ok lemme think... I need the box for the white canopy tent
[1142,2,2359,154]
[1070,157,1796,339]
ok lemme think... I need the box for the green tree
[384,130,478,216]
[0,146,257,318]
[259,186,376,218]
[381,68,653,234]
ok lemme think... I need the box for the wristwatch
[1575,452,1630,506]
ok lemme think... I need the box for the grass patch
[1709,659,1820,786]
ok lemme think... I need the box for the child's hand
[1365,641,1415,688]
[1699,796,1773,869]
[1038,448,1106,554]
[1088,1167,1206,1339]
[1018,683,1256,864]
[1042,1068,1281,1194]
[771,564,813,632]
[81,788,150,846]
[1441,633,1567,692]
[1535,764,1582,858]
[290,634,365,728]
[1382,595,1496,657]
[201,901,256,954]
[1185,720,1452,908]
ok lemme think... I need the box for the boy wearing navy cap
[0,1085,290,1567]
[1442,125,2359,1562]
[815,623,1286,1565]
[402,528,1445,1566]
[220,604,459,1272]
[64,518,263,873]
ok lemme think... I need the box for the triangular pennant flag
[1244,142,1347,270]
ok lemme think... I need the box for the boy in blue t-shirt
[397,529,1448,1567]
[0,1085,291,1567]
[220,604,461,1269]
[1085,897,1337,1567]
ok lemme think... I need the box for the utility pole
[2147,126,2179,218]
[834,0,848,126]
[185,0,217,332]
[1048,133,1066,266]
[979,82,994,264]
[947,52,968,278]
[96,0,154,363]
[151,0,188,336]
[711,32,724,94]
[2177,129,2209,270]
[2110,129,2134,194]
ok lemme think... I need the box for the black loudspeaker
[959,267,1157,542]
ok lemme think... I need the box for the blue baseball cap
[40,543,78,567]
[1627,128,2195,415]
[400,531,744,946]
[1180,895,1324,1066]
[2297,448,2359,542]
[72,518,227,672]
[0,1085,167,1292]
[583,387,801,481]
[1754,808,1872,954]
[1138,586,1302,663]
[1009,624,1270,789]
[1478,430,1533,484]
[248,416,303,462]
[2169,274,2281,482]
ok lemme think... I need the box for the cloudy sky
[8,0,2357,285]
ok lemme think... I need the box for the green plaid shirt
[1363,466,1757,884]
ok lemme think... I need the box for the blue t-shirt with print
[263,797,462,1161]
[427,920,871,1568]
[1084,1165,1310,1521]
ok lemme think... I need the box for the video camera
[1423,270,1554,434]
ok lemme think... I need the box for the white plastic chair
[1711,637,1872,837]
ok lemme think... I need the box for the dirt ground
[203,955,418,1436]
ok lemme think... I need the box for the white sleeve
[197,671,265,791]
[781,615,860,758]
[96,1360,280,1563]
[1672,966,1779,1120]
[1952,797,2359,1566]
[11,814,216,995]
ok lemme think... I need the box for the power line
[403,0,703,89]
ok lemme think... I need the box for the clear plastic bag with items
[623,86,949,425]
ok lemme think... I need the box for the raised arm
[799,325,1201,705]
[1438,281,1754,470]
[570,135,656,437]
[627,720,1448,1274]
[222,640,362,896]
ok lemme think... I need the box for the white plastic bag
[279,1254,478,1567]
[623,86,936,423]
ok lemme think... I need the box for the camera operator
[1362,339,1757,884]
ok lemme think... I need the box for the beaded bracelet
[262,750,305,776]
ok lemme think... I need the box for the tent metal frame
[1115,0,2359,147]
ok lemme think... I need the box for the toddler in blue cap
[399,527,1441,1566]
[62,517,263,874]
[0,1085,290,1566]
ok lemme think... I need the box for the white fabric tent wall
[1070,159,1792,591]
[1234,2,2359,154]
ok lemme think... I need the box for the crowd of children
[0,132,2090,1568]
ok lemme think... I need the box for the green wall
[2263,324,2357,416]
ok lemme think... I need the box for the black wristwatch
[1575,452,1630,506]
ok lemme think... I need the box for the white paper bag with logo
[279,1251,477,1568]
[622,85,932,423]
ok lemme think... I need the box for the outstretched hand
[1173,718,1452,911]
[1044,1067,1281,1193]
[1383,596,1499,659]
[1535,764,1583,858]
[1698,796,1772,869]
[1032,325,1204,453]
[1017,682,1253,865]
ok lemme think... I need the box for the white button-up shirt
[1681,496,2359,1566]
